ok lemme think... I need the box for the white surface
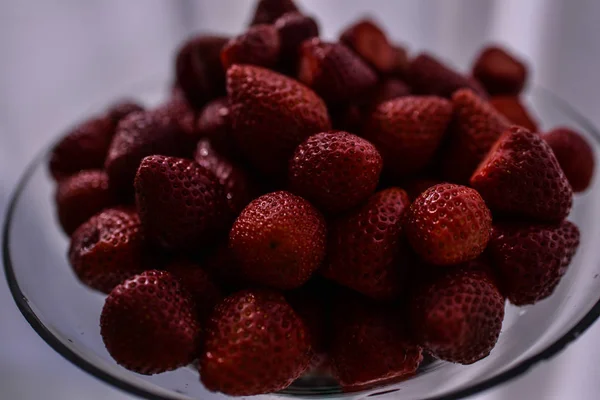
[1,1,599,399]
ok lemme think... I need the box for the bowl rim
[3,87,600,400]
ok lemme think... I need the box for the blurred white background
[1,0,600,399]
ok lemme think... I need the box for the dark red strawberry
[490,96,538,132]
[440,88,510,183]
[175,35,228,108]
[134,155,230,251]
[196,97,240,159]
[471,126,573,222]
[289,131,383,213]
[544,127,595,192]
[340,19,399,75]
[227,64,330,176]
[404,184,492,266]
[154,89,202,141]
[322,188,412,300]
[472,46,527,96]
[229,191,326,290]
[390,45,409,79]
[249,0,299,25]
[363,96,453,178]
[488,221,580,305]
[221,25,281,69]
[410,268,505,364]
[200,289,311,395]
[55,170,118,235]
[403,178,442,201]
[101,270,201,374]
[298,38,378,104]
[69,208,147,293]
[368,78,411,106]
[106,100,144,125]
[274,12,319,73]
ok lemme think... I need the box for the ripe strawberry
[69,208,147,293]
[488,221,580,306]
[410,267,505,364]
[289,131,383,213]
[408,53,487,98]
[544,127,595,192]
[390,45,410,79]
[340,19,399,75]
[154,89,201,141]
[404,184,492,266]
[227,64,330,176]
[135,155,230,251]
[101,270,201,374]
[471,126,573,222]
[472,46,527,96]
[105,111,190,194]
[363,96,453,177]
[229,191,326,290]
[249,0,299,25]
[368,78,411,107]
[490,96,538,132]
[298,38,378,104]
[175,35,228,108]
[221,25,281,69]
[49,115,115,181]
[322,188,412,300]
[200,289,311,395]
[440,88,510,183]
[196,97,240,159]
[274,12,319,73]
[404,178,442,201]
[106,100,144,125]
[55,170,118,235]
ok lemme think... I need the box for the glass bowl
[4,77,600,400]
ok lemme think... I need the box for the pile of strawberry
[48,0,594,396]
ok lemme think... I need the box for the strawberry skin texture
[340,19,399,75]
[227,64,331,177]
[471,126,573,222]
[221,25,281,70]
[410,268,505,364]
[200,289,311,396]
[472,46,527,96]
[289,131,383,213]
[249,0,299,25]
[490,96,539,132]
[405,184,492,266]
[101,270,201,375]
[488,221,580,305]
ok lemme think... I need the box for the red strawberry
[134,155,230,251]
[340,19,399,75]
[471,126,573,222]
[404,178,442,201]
[298,38,378,104]
[200,289,311,395]
[410,268,505,364]
[55,170,118,235]
[69,208,147,293]
[229,191,326,290]
[440,88,510,183]
[322,188,412,300]
[154,89,202,141]
[368,78,411,107]
[390,45,410,79]
[196,97,240,159]
[175,35,228,108]
[472,46,527,96]
[363,96,453,177]
[408,53,487,98]
[227,64,330,176]
[49,116,115,181]
[106,100,144,125]
[274,12,319,73]
[488,221,580,305]
[221,25,281,69]
[490,96,538,132]
[289,131,383,213]
[249,0,299,25]
[544,127,595,192]
[101,270,201,374]
[404,184,492,266]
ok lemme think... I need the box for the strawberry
[154,89,202,141]
[544,127,595,192]
[298,38,378,104]
[363,96,453,177]
[322,188,412,300]
[175,35,228,108]
[368,78,411,107]
[472,46,527,96]
[55,170,118,235]
[410,267,505,364]
[390,45,410,79]
[199,289,311,395]
[440,88,510,183]
[274,12,319,74]
[488,221,580,305]
[289,131,383,213]
[229,191,326,290]
[221,25,281,70]
[101,270,201,374]
[490,96,538,132]
[404,184,492,266]
[106,100,144,125]
[471,126,573,222]
[340,19,399,75]
[404,178,442,201]
[249,0,299,26]
[196,97,240,159]
[227,64,330,177]
[69,208,147,293]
